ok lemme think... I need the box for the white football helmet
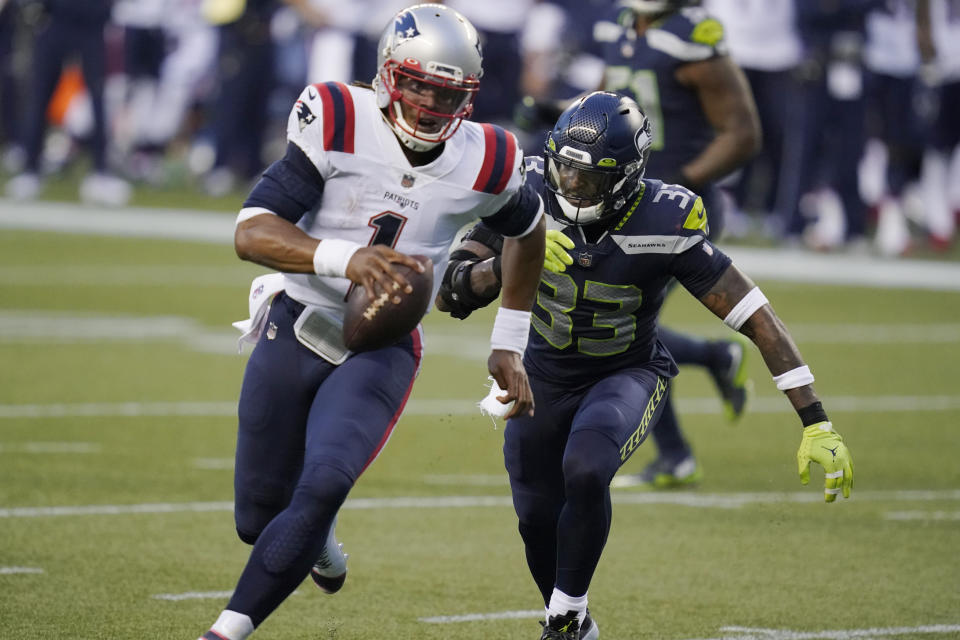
[373,4,483,152]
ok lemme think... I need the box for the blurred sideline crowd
[0,0,958,256]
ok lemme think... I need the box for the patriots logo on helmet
[296,100,316,132]
[394,10,420,41]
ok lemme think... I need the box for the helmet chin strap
[557,196,603,224]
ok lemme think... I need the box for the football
[342,255,434,352]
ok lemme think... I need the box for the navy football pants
[228,293,421,625]
[504,367,670,602]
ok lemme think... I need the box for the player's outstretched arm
[487,216,545,419]
[697,264,854,502]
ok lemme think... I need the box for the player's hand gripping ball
[343,256,433,352]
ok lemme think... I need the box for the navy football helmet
[619,0,699,13]
[544,91,652,226]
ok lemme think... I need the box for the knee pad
[563,431,621,501]
[261,510,316,575]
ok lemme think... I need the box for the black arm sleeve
[478,181,541,238]
[243,142,325,223]
[671,239,733,298]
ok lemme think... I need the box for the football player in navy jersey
[437,91,852,640]
[196,5,545,640]
[593,0,762,487]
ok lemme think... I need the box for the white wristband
[723,286,769,330]
[773,365,814,391]
[490,307,531,355]
[313,239,362,278]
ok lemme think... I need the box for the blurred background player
[920,0,960,249]
[701,0,802,237]
[4,0,131,205]
[776,0,875,251]
[201,0,328,196]
[438,91,853,640]
[595,0,761,487]
[196,5,545,639]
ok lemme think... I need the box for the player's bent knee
[234,485,288,544]
[575,402,629,433]
[295,462,354,518]
[236,528,259,545]
[562,455,611,501]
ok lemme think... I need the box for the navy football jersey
[597,6,727,178]
[522,157,732,384]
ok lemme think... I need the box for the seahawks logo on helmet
[394,10,421,41]
[296,100,316,132]
[634,125,652,157]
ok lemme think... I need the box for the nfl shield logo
[578,251,593,268]
[401,173,416,188]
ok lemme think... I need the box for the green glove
[797,421,854,502]
[544,229,574,273]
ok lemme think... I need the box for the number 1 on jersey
[368,211,407,247]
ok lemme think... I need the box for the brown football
[342,255,434,352]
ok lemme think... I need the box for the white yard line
[3,199,960,291]
[2,490,958,519]
[684,624,960,639]
[884,510,960,521]
[0,200,233,244]
[0,442,100,453]
[2,312,960,360]
[0,567,44,574]
[420,610,543,623]
[152,591,235,601]
[417,618,960,637]
[193,457,234,470]
[2,394,960,420]
[0,265,256,287]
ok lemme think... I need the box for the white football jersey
[274,82,539,322]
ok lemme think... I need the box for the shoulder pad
[472,124,520,195]
[310,82,357,154]
[649,180,709,236]
[648,11,726,61]
[290,82,357,156]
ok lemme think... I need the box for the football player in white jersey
[197,5,545,639]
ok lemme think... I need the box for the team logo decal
[578,251,593,268]
[296,100,316,132]
[634,124,651,156]
[394,10,420,41]
[401,173,416,188]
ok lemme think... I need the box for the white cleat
[310,517,348,594]
[5,172,41,200]
[79,172,132,207]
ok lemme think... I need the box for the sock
[546,587,587,623]
[206,610,254,640]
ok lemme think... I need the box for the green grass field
[1,214,959,640]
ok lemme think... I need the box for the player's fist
[797,421,853,503]
[544,230,574,273]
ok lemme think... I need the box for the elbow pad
[438,251,501,320]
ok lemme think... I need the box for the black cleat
[540,610,582,639]
[580,610,599,640]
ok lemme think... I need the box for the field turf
[1,219,958,640]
